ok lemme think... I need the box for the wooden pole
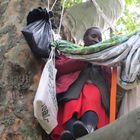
[109,67,117,123]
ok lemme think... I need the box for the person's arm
[55,55,88,76]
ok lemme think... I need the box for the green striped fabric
[52,30,138,55]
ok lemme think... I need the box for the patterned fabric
[53,30,137,55]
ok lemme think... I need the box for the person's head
[83,27,102,46]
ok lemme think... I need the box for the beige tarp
[62,0,125,43]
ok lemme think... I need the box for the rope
[47,0,50,10]
[91,0,113,29]
[51,0,58,11]
[58,0,66,34]
[47,0,65,34]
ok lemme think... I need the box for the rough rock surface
[0,0,60,139]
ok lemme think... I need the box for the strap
[49,47,55,64]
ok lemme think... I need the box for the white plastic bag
[33,47,58,134]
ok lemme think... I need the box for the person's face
[84,28,102,46]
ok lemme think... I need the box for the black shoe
[60,130,75,140]
[73,121,89,138]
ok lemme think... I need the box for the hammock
[52,29,140,88]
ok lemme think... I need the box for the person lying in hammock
[50,27,111,140]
